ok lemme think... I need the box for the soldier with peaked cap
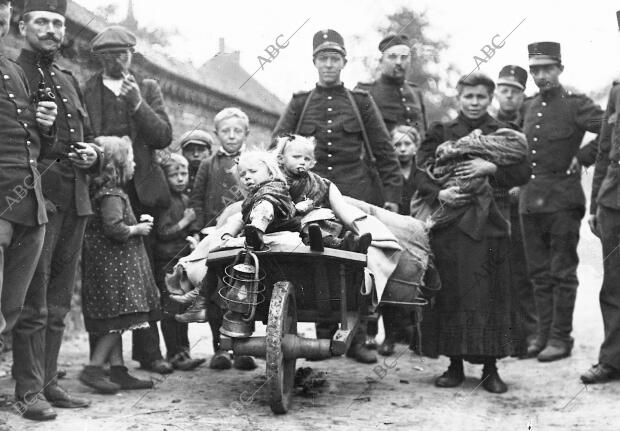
[83,25,174,376]
[415,72,530,394]
[12,0,102,418]
[583,11,620,384]
[520,41,604,362]
[493,64,537,358]
[354,33,428,354]
[273,29,403,364]
[0,0,59,421]
[495,65,527,127]
[355,33,427,134]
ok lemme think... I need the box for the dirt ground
[0,220,617,431]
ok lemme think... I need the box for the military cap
[23,0,67,16]
[90,26,137,53]
[617,10,620,31]
[497,65,527,90]
[179,129,214,149]
[528,41,561,66]
[378,34,410,52]
[313,29,346,57]
[457,72,495,94]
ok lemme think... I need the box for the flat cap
[457,72,495,93]
[313,29,346,57]
[179,129,215,149]
[90,26,137,53]
[23,0,66,16]
[378,34,410,52]
[528,41,561,66]
[497,65,527,90]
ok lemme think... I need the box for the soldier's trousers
[521,209,581,347]
[509,205,537,347]
[0,220,45,349]
[596,206,620,370]
[12,205,86,397]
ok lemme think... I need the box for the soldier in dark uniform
[273,29,402,363]
[354,34,427,353]
[520,42,604,362]
[273,29,402,213]
[582,10,620,384]
[12,0,101,417]
[496,65,527,127]
[494,65,537,357]
[179,129,214,195]
[0,0,58,421]
[84,26,174,374]
[355,34,427,135]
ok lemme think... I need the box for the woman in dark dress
[414,73,531,393]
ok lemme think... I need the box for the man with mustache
[355,33,428,354]
[84,26,174,375]
[273,29,402,364]
[355,34,427,135]
[12,0,101,420]
[0,0,59,421]
[519,42,603,362]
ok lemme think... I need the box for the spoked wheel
[266,280,297,414]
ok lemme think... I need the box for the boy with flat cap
[355,34,427,135]
[273,29,403,363]
[12,0,102,419]
[84,25,174,375]
[520,41,603,362]
[583,10,620,384]
[178,129,214,194]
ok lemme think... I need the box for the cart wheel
[266,280,297,414]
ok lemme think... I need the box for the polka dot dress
[82,187,161,333]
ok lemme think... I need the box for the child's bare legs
[108,333,153,390]
[80,333,122,394]
[89,333,119,367]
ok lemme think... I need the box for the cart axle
[221,335,333,361]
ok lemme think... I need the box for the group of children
[78,106,422,393]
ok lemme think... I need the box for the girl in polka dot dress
[79,136,161,394]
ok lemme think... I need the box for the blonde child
[275,134,371,252]
[176,150,297,370]
[80,136,160,394]
[390,125,421,216]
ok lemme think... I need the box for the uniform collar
[19,48,56,68]
[315,82,345,93]
[380,73,405,86]
[540,84,563,100]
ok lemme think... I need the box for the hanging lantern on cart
[220,250,265,338]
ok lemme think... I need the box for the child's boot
[307,224,324,252]
[233,355,258,371]
[110,366,154,390]
[170,287,199,305]
[209,350,233,370]
[175,295,207,323]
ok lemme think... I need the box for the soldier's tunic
[590,81,620,371]
[12,49,102,398]
[0,53,53,346]
[273,83,402,206]
[520,85,603,347]
[355,75,427,134]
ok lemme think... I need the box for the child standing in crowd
[179,129,215,195]
[275,134,372,252]
[189,108,250,234]
[391,125,421,216]
[376,125,421,356]
[176,150,298,370]
[154,153,206,370]
[80,136,161,394]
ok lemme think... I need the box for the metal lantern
[219,250,264,338]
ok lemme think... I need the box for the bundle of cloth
[414,128,528,238]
